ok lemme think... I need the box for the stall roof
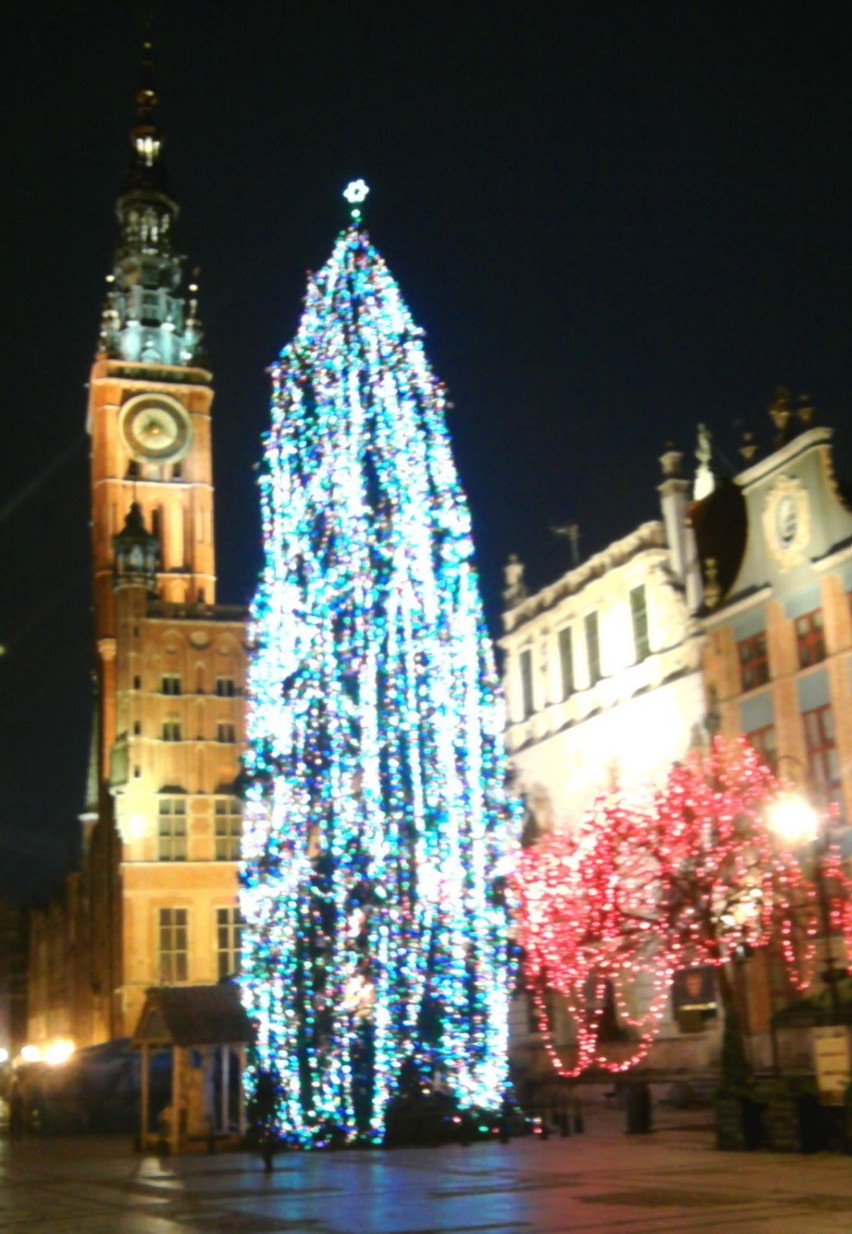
[132,984,254,1047]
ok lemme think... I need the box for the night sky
[2,3,852,900]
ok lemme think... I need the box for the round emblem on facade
[775,492,798,547]
[762,474,810,570]
[120,393,192,463]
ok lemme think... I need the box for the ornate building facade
[694,399,852,1063]
[502,398,852,1074]
[27,55,247,1048]
[501,448,706,832]
[697,400,852,824]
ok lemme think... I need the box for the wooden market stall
[132,983,254,1153]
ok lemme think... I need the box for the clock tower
[57,45,249,1045]
[88,48,216,765]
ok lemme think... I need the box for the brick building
[27,51,247,1048]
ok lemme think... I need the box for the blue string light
[239,206,519,1147]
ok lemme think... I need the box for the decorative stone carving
[762,473,810,571]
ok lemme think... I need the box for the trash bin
[624,1081,652,1134]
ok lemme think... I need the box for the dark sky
[2,2,852,899]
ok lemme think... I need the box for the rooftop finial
[343,179,370,224]
[135,13,157,121]
[769,385,793,448]
[693,423,716,501]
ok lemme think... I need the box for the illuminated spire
[123,37,171,197]
[98,36,203,367]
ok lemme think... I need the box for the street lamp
[768,787,843,1023]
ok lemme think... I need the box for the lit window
[215,798,242,861]
[216,906,243,980]
[162,674,182,696]
[746,724,777,773]
[519,649,534,719]
[738,632,769,691]
[629,586,650,661]
[158,798,187,861]
[162,721,182,742]
[557,627,574,699]
[795,610,825,669]
[216,722,236,743]
[585,612,601,685]
[159,908,188,983]
[803,704,840,804]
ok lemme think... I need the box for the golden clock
[120,393,192,462]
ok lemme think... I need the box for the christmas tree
[240,183,517,1147]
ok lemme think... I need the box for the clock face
[120,394,192,462]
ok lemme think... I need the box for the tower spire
[123,34,170,197]
[97,37,203,367]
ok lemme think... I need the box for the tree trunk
[716,963,749,1092]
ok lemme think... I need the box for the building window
[519,648,534,719]
[159,908,188,983]
[162,721,182,742]
[216,677,236,697]
[585,611,601,685]
[630,585,650,662]
[216,906,243,980]
[746,723,777,773]
[216,722,236,743]
[162,674,182,696]
[158,798,187,861]
[133,675,142,690]
[557,627,574,699]
[215,798,242,860]
[795,609,826,669]
[738,632,769,691]
[803,704,840,804]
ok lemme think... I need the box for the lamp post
[768,773,851,1132]
[768,789,842,1023]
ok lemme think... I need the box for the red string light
[512,736,847,1077]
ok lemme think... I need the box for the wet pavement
[2,1105,852,1232]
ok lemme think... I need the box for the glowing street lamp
[768,787,842,1023]
[43,1038,76,1067]
[768,793,819,848]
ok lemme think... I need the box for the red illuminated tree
[513,737,820,1078]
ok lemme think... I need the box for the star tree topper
[343,178,370,223]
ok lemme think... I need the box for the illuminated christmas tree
[240,183,517,1146]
